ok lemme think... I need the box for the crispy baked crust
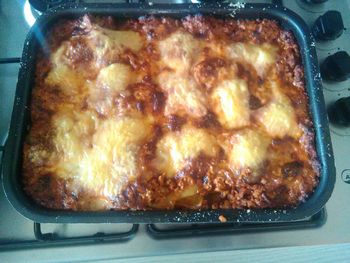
[23,15,319,211]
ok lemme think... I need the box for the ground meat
[282,161,303,178]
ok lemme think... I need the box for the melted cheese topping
[256,83,301,138]
[154,126,218,177]
[53,110,98,155]
[51,109,99,177]
[158,72,207,117]
[88,26,143,67]
[79,117,151,197]
[45,63,86,97]
[46,44,89,98]
[158,31,198,72]
[227,129,269,170]
[211,79,250,129]
[53,116,151,197]
[96,63,132,92]
[87,63,133,115]
[227,43,277,76]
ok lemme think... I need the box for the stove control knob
[329,97,350,126]
[303,0,328,3]
[321,51,350,82]
[312,11,344,41]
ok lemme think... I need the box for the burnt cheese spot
[249,95,263,110]
[167,115,186,131]
[193,57,229,89]
[152,91,165,113]
[197,111,220,129]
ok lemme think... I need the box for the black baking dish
[2,2,336,223]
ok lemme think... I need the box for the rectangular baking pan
[1,2,336,223]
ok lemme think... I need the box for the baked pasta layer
[23,15,320,211]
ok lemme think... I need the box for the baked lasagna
[23,15,320,211]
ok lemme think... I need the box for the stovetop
[1,0,350,262]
